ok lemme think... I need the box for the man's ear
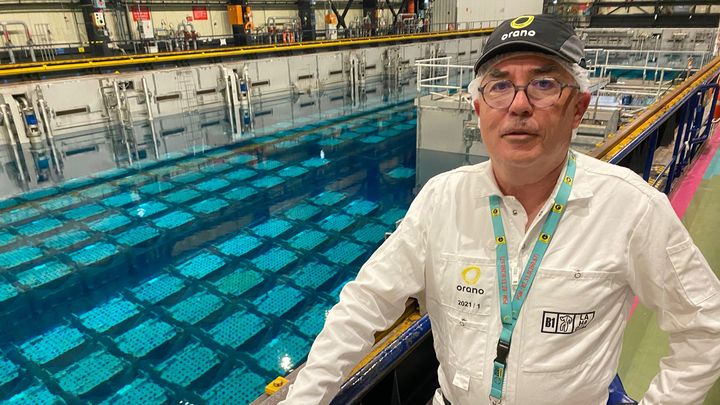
[473,98,481,116]
[573,92,591,128]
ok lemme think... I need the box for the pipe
[177,21,196,33]
[0,20,35,62]
[141,77,160,160]
[177,21,197,50]
[0,103,28,184]
[242,65,253,130]
[1,23,15,64]
[125,1,137,52]
[2,21,34,44]
[17,97,29,110]
[17,96,42,150]
[35,89,62,175]
[222,67,235,136]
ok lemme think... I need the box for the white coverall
[280,152,720,405]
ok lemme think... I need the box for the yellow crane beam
[0,29,493,78]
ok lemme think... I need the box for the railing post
[416,62,422,93]
[665,99,693,193]
[602,51,610,78]
[656,69,666,98]
[687,90,706,162]
[446,60,450,87]
[703,83,719,141]
[642,129,659,181]
[680,92,700,168]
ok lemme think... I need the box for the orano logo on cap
[510,15,534,29]
[501,16,536,41]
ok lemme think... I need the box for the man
[281,14,720,404]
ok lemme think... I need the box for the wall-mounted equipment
[138,20,154,40]
[92,11,106,29]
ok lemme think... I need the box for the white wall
[431,0,543,29]
[0,10,87,45]
[456,0,543,25]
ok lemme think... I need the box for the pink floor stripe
[629,124,720,319]
[669,125,720,219]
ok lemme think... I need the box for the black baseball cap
[474,14,586,74]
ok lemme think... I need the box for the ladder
[100,79,137,165]
[176,70,205,153]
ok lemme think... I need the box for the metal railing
[415,57,474,108]
[586,49,712,82]
[591,55,720,193]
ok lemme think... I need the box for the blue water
[0,101,418,404]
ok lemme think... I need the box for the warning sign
[131,6,151,21]
[192,6,208,20]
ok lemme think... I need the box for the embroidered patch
[541,311,595,334]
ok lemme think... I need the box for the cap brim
[474,41,576,74]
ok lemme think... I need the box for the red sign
[131,6,151,21]
[192,6,208,20]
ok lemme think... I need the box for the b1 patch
[541,311,595,334]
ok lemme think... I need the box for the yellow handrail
[590,55,720,161]
[0,29,493,77]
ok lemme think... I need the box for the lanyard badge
[488,153,576,403]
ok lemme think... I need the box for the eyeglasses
[477,77,580,110]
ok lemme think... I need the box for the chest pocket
[519,266,622,373]
[438,254,495,316]
[436,254,495,379]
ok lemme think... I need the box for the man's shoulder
[421,161,491,193]
[430,161,490,182]
[576,152,663,201]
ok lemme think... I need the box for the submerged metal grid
[54,351,126,396]
[0,102,418,404]
[155,343,219,388]
[19,325,86,366]
[100,378,168,405]
[114,318,177,359]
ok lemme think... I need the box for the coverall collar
[476,150,594,202]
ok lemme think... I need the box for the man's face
[473,54,591,173]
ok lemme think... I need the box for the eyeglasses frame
[477,78,581,110]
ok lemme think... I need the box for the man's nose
[508,89,533,115]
